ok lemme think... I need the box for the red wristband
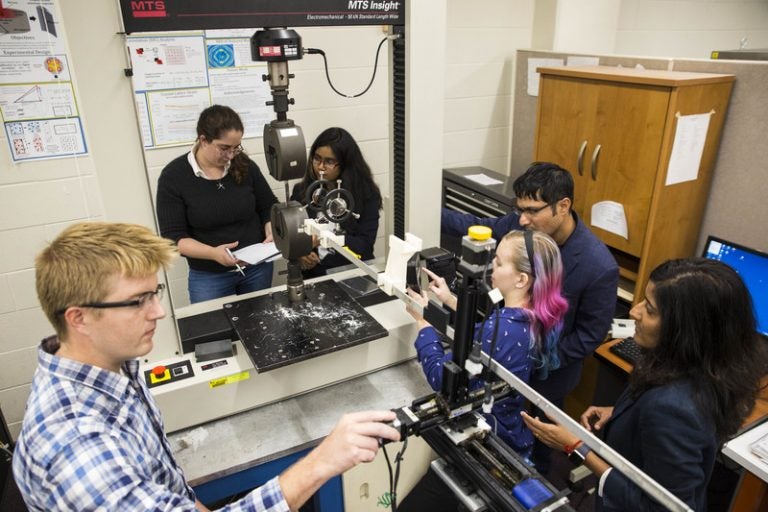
[564,440,583,455]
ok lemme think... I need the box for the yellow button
[467,225,492,241]
[149,366,171,384]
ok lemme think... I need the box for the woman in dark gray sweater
[157,105,277,303]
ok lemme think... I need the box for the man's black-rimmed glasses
[54,284,165,315]
[511,201,553,217]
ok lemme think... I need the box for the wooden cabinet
[534,66,734,303]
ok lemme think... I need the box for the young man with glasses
[442,162,619,470]
[156,105,278,303]
[13,221,400,512]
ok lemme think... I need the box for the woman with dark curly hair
[290,127,382,277]
[524,258,768,511]
[156,105,277,303]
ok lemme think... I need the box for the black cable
[381,435,409,511]
[306,35,394,98]
[476,246,506,424]
[480,249,502,386]
[487,301,503,367]
[474,247,496,348]
[382,444,395,509]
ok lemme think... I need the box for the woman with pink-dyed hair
[400,229,567,511]
[405,229,567,456]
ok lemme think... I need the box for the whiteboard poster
[126,31,274,149]
[0,0,67,57]
[0,82,78,121]
[205,28,259,39]
[209,65,272,138]
[0,0,87,162]
[134,93,153,148]
[127,35,209,92]
[5,117,87,161]
[0,53,72,83]
[146,88,212,147]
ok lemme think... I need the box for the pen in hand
[225,248,245,276]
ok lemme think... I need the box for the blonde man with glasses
[13,221,400,512]
[157,105,278,303]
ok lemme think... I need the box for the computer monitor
[702,236,768,338]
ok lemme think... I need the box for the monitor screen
[703,236,768,338]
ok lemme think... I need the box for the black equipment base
[223,279,388,373]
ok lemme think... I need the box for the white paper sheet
[232,242,281,265]
[751,431,768,462]
[591,200,628,239]
[527,58,564,96]
[665,112,712,186]
[464,173,503,186]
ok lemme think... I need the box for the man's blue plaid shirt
[13,337,289,511]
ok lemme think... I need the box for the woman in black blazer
[523,258,768,511]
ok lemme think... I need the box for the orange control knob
[151,365,167,377]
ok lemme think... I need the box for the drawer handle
[577,140,588,176]
[591,144,602,180]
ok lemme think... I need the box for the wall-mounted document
[0,0,88,162]
[665,112,712,186]
[126,31,273,149]
[591,200,628,240]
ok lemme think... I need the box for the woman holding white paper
[156,105,277,303]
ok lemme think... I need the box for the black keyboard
[609,337,643,365]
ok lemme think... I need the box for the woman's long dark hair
[196,105,249,184]
[295,127,382,212]
[629,258,768,442]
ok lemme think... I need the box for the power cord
[305,34,400,98]
[479,248,503,412]
[381,434,408,511]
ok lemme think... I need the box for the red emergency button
[149,365,171,384]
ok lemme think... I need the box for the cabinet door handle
[591,144,602,180]
[577,140,587,176]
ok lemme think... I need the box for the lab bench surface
[168,359,433,487]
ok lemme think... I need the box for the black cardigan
[156,154,277,273]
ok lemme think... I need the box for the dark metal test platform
[222,280,388,373]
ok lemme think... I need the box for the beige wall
[616,0,768,58]
[2,0,767,439]
[442,0,534,173]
